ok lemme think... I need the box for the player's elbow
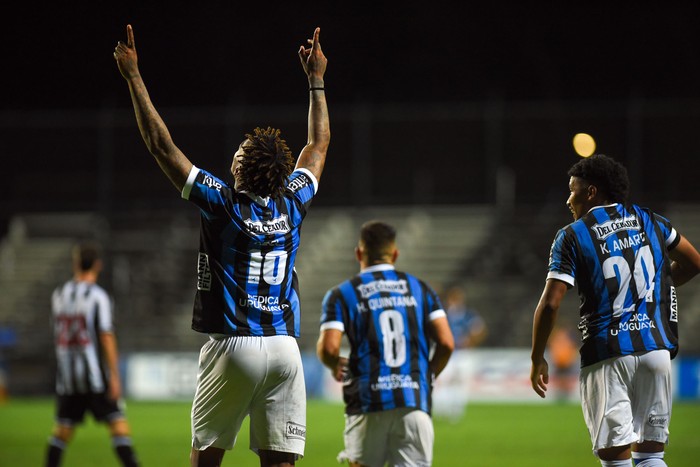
[438,332,455,356]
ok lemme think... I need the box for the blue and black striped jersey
[320,264,445,415]
[182,166,318,337]
[547,203,680,367]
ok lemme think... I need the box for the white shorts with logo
[579,349,671,453]
[191,335,306,458]
[338,407,434,467]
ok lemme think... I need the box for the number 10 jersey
[182,166,318,337]
[547,203,680,367]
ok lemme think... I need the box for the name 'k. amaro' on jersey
[320,264,446,415]
[182,166,318,337]
[547,203,680,367]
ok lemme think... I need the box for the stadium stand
[2,203,700,395]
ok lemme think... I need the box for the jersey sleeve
[546,228,576,287]
[424,284,447,321]
[320,287,346,332]
[286,168,318,211]
[653,213,680,250]
[181,166,232,217]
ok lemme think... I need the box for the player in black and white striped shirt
[45,243,139,467]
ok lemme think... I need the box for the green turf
[1,398,698,466]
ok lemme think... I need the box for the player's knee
[52,424,74,442]
[109,418,131,437]
[258,449,296,466]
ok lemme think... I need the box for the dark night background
[8,3,700,108]
[3,2,700,234]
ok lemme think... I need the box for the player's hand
[114,24,139,80]
[298,27,327,85]
[530,358,549,398]
[333,356,349,382]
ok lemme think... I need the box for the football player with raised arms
[114,24,329,467]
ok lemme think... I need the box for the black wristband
[309,87,325,92]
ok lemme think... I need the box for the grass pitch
[1,398,698,466]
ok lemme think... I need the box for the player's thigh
[387,408,434,467]
[249,336,306,457]
[632,350,672,445]
[341,412,390,467]
[88,392,126,425]
[580,356,637,452]
[55,394,89,429]
[192,336,263,451]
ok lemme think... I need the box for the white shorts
[338,407,433,467]
[579,349,671,453]
[191,335,306,458]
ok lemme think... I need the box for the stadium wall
[123,349,700,403]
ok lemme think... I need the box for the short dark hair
[359,221,396,264]
[567,154,630,204]
[238,127,295,198]
[73,242,101,272]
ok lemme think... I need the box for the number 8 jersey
[547,203,680,367]
[320,264,445,415]
[182,166,318,337]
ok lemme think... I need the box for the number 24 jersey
[547,203,680,367]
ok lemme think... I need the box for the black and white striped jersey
[51,280,113,395]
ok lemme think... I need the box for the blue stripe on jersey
[184,167,316,336]
[570,217,613,361]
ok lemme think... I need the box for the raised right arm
[114,25,192,192]
[296,27,330,182]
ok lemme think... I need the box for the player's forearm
[100,332,121,381]
[531,305,557,362]
[430,344,453,378]
[308,80,329,144]
[305,82,330,158]
[126,76,190,189]
[127,76,174,155]
[317,338,339,371]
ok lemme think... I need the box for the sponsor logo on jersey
[244,214,291,235]
[591,216,640,240]
[648,414,668,427]
[285,421,306,440]
[238,294,284,312]
[201,174,223,191]
[610,312,656,335]
[197,252,212,291]
[357,279,408,299]
[670,286,678,322]
[371,374,419,391]
[287,174,311,193]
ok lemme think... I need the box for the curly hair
[567,154,630,204]
[237,127,295,198]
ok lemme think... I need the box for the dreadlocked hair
[567,154,630,204]
[238,127,295,198]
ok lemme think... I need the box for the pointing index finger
[311,27,321,51]
[127,24,135,48]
